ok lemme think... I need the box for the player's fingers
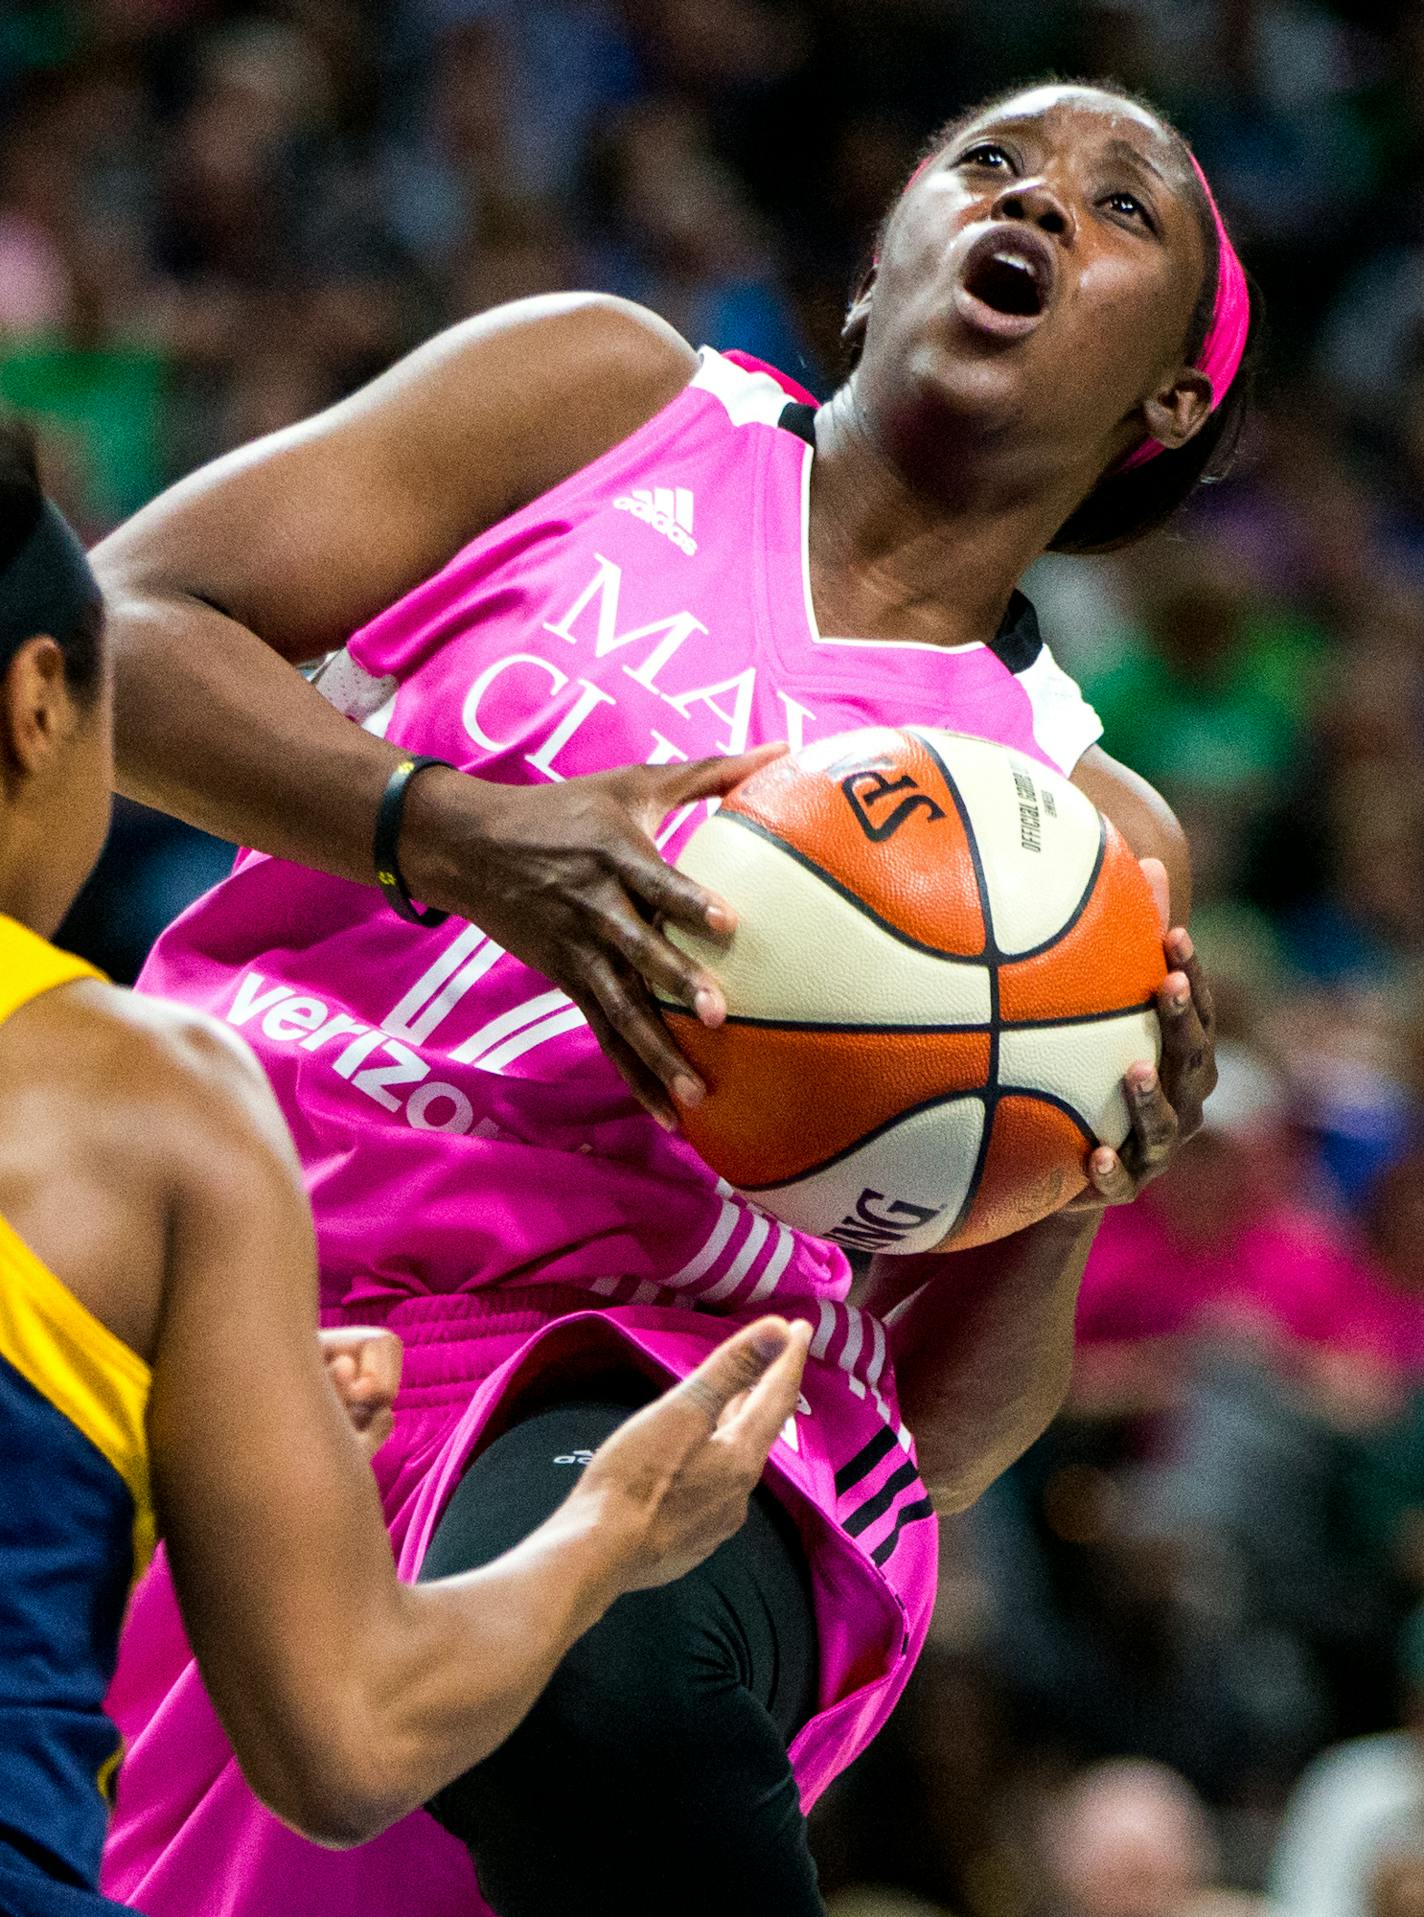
[1121,1062,1179,1173]
[1166,928,1217,1037]
[578,953,706,1112]
[602,1320,798,1493]
[573,987,681,1131]
[325,1351,357,1393]
[718,1322,812,1465]
[353,1327,403,1406]
[361,1405,395,1458]
[632,742,787,817]
[591,889,727,1028]
[318,1327,402,1407]
[1156,971,1211,1136]
[675,1318,798,1430]
[607,829,738,942]
[1084,1144,1137,1205]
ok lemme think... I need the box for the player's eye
[1104,189,1156,232]
[958,142,1015,172]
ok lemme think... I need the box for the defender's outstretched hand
[402,746,786,1130]
[574,1316,812,1592]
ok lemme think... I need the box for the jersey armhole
[1016,643,1105,776]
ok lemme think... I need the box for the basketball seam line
[904,729,1002,961]
[909,727,1114,964]
[714,808,991,963]
[995,1086,1099,1146]
[655,999,1158,1035]
[911,730,1003,1240]
[1008,810,1109,961]
[903,733,1004,1243]
[743,1087,988,1193]
[742,1082,1099,1197]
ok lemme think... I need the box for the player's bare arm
[861,753,1215,1511]
[0,978,807,1847]
[91,294,756,1122]
[145,1015,808,1846]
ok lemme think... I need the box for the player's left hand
[318,1327,403,1460]
[1065,856,1216,1210]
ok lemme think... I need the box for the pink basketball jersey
[141,346,1101,1332]
[106,349,1102,1917]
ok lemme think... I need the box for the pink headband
[886,147,1250,469]
[1117,154,1249,470]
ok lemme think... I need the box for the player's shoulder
[19,979,273,1141]
[413,294,698,429]
[360,293,701,525]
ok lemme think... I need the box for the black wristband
[373,755,454,927]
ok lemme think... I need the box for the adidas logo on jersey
[613,485,697,555]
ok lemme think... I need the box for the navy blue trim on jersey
[0,1356,135,1891]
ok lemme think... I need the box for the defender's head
[0,420,110,939]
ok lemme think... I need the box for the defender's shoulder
[17,980,272,1134]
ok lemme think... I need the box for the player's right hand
[399,747,786,1130]
[573,1316,812,1592]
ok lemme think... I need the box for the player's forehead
[954,84,1187,183]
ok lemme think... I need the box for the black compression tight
[419,1395,825,1917]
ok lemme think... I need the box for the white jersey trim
[691,346,794,429]
[1016,641,1105,776]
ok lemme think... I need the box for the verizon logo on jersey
[613,485,697,555]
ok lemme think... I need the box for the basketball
[663,727,1166,1256]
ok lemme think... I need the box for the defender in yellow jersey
[0,417,808,1915]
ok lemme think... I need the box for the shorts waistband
[319,1286,612,1402]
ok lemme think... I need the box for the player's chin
[905,329,1050,436]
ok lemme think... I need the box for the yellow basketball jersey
[0,913,155,1888]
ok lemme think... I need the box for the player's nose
[993,179,1076,245]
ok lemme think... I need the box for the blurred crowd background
[6,0,1424,1911]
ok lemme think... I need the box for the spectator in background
[1270,1611,1424,1917]
[1041,1759,1248,1917]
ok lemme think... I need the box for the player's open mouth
[954,227,1056,340]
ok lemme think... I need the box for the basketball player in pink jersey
[0,414,811,1917]
[97,81,1240,1917]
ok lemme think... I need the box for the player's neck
[808,383,1081,650]
[0,815,62,942]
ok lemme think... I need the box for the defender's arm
[145,1008,805,1846]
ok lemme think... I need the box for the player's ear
[1141,366,1212,452]
[0,635,72,780]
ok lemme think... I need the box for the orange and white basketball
[663,727,1166,1256]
